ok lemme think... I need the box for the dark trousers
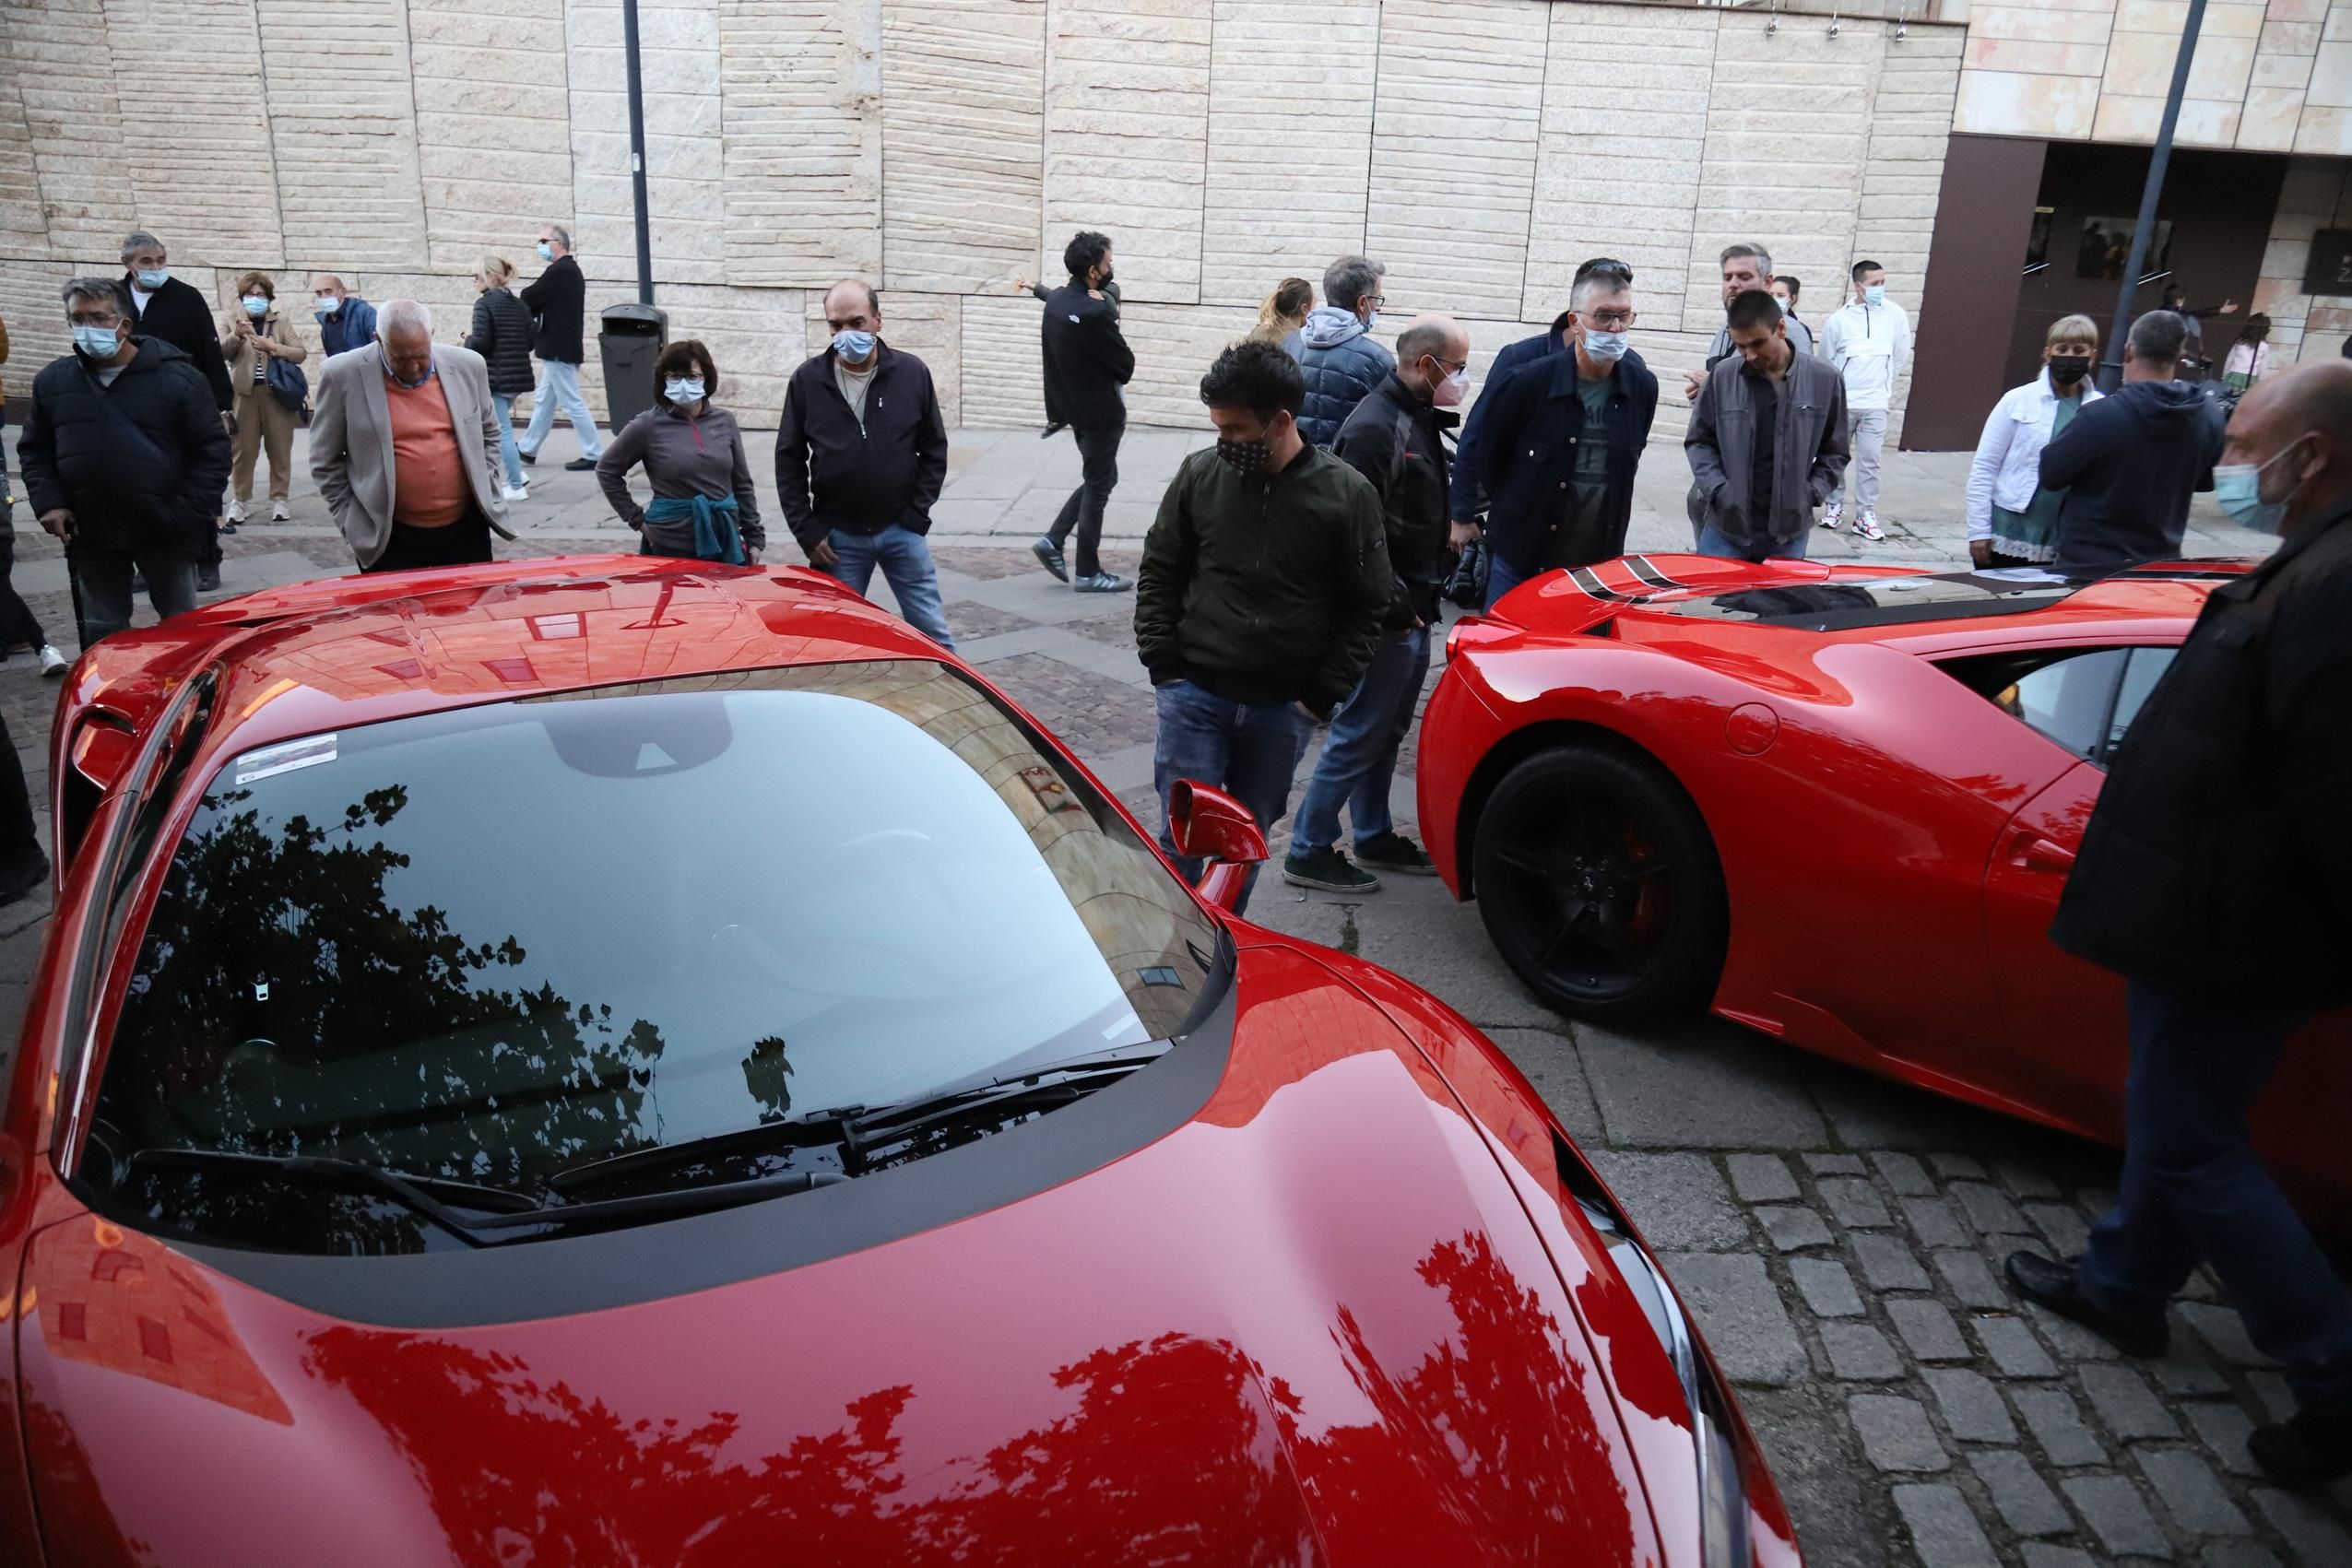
[0,712,37,860]
[0,512,48,652]
[2079,983,2352,1415]
[1047,422,1122,580]
[75,549,197,643]
[365,511,494,573]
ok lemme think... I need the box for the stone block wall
[0,0,1967,437]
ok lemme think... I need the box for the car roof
[1513,554,2240,649]
[88,558,951,769]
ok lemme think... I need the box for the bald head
[2222,359,2352,536]
[1396,313,1470,402]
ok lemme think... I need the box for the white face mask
[1425,360,1469,407]
[664,377,706,406]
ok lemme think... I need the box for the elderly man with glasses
[1452,258,1660,609]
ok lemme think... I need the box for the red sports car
[1419,554,2352,1224]
[1,558,1798,1566]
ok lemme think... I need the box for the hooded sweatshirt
[2039,379,2226,578]
[1292,306,1395,449]
[1819,296,1913,412]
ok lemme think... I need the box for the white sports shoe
[225,500,249,523]
[37,643,68,678]
[270,499,290,522]
[1852,511,1886,542]
[1820,501,1843,532]
[502,485,529,501]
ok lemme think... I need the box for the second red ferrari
[1418,553,2352,1224]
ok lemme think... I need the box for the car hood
[15,945,1662,1567]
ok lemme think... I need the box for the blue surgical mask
[1581,328,1630,364]
[833,329,876,362]
[1864,284,1886,306]
[664,377,706,406]
[380,347,433,390]
[538,241,554,261]
[2213,439,2307,536]
[242,295,270,316]
[72,324,121,359]
[134,267,169,291]
[315,295,341,316]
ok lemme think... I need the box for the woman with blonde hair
[1250,277,1314,349]
[218,269,307,522]
[1966,313,2103,570]
[465,254,538,500]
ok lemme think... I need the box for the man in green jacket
[1136,340,1392,913]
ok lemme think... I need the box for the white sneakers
[270,499,290,522]
[1821,501,1888,541]
[1852,511,1886,542]
[225,500,249,523]
[502,485,529,501]
[37,644,67,678]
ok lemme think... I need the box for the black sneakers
[564,457,598,472]
[1282,846,1379,894]
[2003,1251,2169,1358]
[1354,831,1435,876]
[1032,536,1069,583]
[2250,1404,2352,1489]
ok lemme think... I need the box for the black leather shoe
[2250,1407,2352,1489]
[2004,1251,2168,1358]
[564,457,598,472]
[196,566,222,594]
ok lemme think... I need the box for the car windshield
[89,660,1219,1243]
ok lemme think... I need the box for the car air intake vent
[1581,617,1615,638]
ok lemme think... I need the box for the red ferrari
[1419,554,2352,1223]
[1,558,1797,1566]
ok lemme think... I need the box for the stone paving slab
[1,514,2344,1565]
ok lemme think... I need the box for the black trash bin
[598,303,668,431]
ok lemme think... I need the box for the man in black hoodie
[1032,230,1134,593]
[1137,341,1391,914]
[121,230,233,590]
[18,277,231,643]
[2041,310,2227,577]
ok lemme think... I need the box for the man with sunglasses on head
[1452,258,1660,610]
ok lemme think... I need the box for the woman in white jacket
[1966,314,2102,570]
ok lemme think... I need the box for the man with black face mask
[1135,340,1392,914]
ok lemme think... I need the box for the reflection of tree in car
[103,784,668,1197]
[741,1034,794,1122]
[300,1227,1632,1562]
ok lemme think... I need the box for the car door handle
[2006,831,2076,874]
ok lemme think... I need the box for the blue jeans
[520,359,603,461]
[1152,679,1311,916]
[2079,984,2352,1415]
[818,525,955,649]
[1696,523,1810,562]
[1292,627,1430,855]
[1483,553,1536,611]
[490,394,526,488]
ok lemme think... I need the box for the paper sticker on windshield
[233,734,337,785]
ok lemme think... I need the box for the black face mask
[2049,357,2091,388]
[1216,435,1270,474]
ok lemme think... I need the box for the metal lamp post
[2099,0,2207,391]
[622,0,655,305]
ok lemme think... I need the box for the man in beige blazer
[310,298,515,572]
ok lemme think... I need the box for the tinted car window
[1939,644,2178,766]
[89,661,1217,1247]
[2107,646,2177,756]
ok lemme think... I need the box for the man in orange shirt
[310,299,514,572]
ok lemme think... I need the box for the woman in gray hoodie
[596,339,765,564]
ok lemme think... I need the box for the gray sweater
[597,404,765,553]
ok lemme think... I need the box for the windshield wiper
[124,1146,847,1249]
[549,1040,1174,1197]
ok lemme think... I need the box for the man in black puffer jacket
[1136,341,1391,913]
[1283,314,1467,894]
[17,277,231,643]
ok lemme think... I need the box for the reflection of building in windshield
[28,1216,292,1425]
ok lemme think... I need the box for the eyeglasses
[1582,310,1638,331]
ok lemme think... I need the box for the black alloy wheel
[1471,742,1727,1023]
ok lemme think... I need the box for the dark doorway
[2007,141,2283,392]
[1908,136,2287,451]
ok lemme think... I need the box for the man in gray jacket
[1685,290,1849,562]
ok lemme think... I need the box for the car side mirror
[1167,780,1266,912]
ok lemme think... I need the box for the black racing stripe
[1569,566,1633,602]
[1621,555,1680,591]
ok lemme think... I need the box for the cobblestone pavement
[0,475,2335,1564]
